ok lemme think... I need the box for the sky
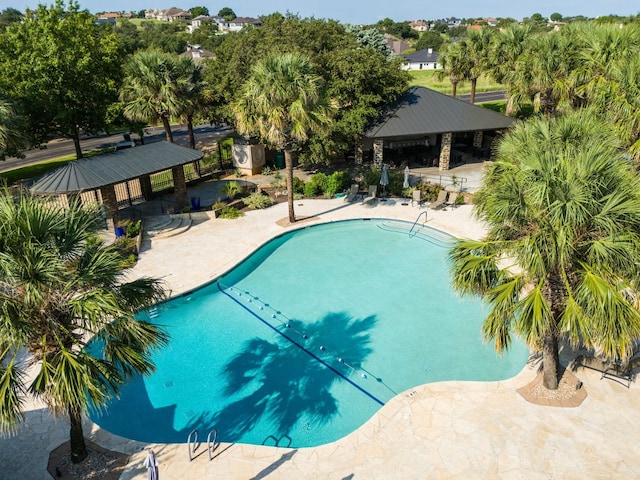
[3,0,639,24]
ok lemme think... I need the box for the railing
[416,173,467,191]
[187,428,219,461]
[409,211,428,235]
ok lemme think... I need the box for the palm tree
[436,41,469,98]
[449,110,640,390]
[120,50,188,143]
[233,52,329,223]
[174,56,212,149]
[463,28,494,104]
[0,189,168,462]
[0,97,27,160]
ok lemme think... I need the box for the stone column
[355,137,363,164]
[373,138,384,169]
[140,174,154,200]
[439,132,452,171]
[172,165,188,208]
[473,130,484,148]
[99,184,119,231]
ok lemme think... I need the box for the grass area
[119,18,160,29]
[409,70,504,95]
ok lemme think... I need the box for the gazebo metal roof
[29,141,203,194]
[365,86,515,139]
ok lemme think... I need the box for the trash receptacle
[123,132,131,142]
[115,226,126,238]
[190,196,201,211]
[275,151,285,169]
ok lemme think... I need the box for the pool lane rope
[217,282,386,407]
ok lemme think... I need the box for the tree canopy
[0,1,124,158]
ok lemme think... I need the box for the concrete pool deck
[3,194,640,479]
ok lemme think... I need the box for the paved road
[457,90,506,103]
[0,125,234,173]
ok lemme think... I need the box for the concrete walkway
[2,185,640,479]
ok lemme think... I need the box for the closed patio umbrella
[144,449,159,480]
[380,164,389,198]
[403,165,410,189]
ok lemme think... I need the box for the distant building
[384,34,410,55]
[484,17,497,26]
[409,20,429,32]
[227,17,262,32]
[145,8,192,22]
[401,48,440,70]
[95,17,116,26]
[180,44,215,62]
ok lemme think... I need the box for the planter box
[213,199,245,218]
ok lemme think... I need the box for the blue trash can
[115,226,126,238]
[190,196,201,211]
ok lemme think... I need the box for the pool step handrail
[187,428,198,461]
[207,429,219,460]
[409,211,428,235]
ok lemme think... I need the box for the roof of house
[29,142,203,194]
[229,17,262,24]
[403,49,439,63]
[365,86,515,139]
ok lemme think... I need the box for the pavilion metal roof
[365,86,515,139]
[29,141,203,194]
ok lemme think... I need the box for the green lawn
[409,70,504,95]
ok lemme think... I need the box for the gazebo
[29,141,203,227]
[361,86,515,171]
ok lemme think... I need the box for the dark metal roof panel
[365,86,514,139]
[29,141,203,193]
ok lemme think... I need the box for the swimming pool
[89,219,529,447]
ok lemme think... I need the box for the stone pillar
[439,132,452,171]
[100,184,119,231]
[140,174,154,200]
[354,137,363,164]
[172,165,188,208]
[473,130,484,148]
[373,138,384,169]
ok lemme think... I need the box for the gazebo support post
[355,137,363,164]
[439,132,452,171]
[140,175,154,201]
[373,139,384,169]
[172,165,188,209]
[99,184,119,232]
[473,130,483,149]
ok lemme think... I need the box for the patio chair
[411,189,423,207]
[344,184,360,202]
[363,185,377,204]
[429,189,448,210]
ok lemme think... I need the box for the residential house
[227,17,262,32]
[384,34,410,55]
[409,20,429,32]
[180,44,215,62]
[401,48,440,70]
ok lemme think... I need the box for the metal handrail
[207,429,219,460]
[187,429,198,461]
[417,173,467,191]
[409,211,428,235]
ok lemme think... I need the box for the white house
[401,48,440,70]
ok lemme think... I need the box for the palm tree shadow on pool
[211,311,377,445]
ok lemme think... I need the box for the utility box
[232,144,265,175]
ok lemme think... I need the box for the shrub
[245,192,275,209]
[213,201,226,210]
[219,206,244,219]
[222,181,241,199]
[455,193,465,205]
[292,176,305,194]
[126,219,142,238]
[261,165,273,175]
[363,166,381,187]
[325,171,352,197]
[418,181,442,201]
[304,180,322,198]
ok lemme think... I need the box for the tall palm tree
[0,189,168,462]
[436,41,469,98]
[120,50,188,143]
[174,56,213,149]
[233,52,329,223]
[449,111,640,390]
[0,97,27,160]
[463,28,494,104]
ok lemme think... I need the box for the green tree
[174,56,212,149]
[0,97,27,160]
[233,52,329,223]
[190,6,209,17]
[120,50,189,143]
[414,30,444,52]
[218,7,236,21]
[0,1,124,158]
[550,13,563,22]
[436,41,469,97]
[0,7,22,30]
[0,188,168,462]
[463,28,494,103]
[449,110,640,390]
[115,17,142,54]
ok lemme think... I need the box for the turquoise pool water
[89,219,529,447]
